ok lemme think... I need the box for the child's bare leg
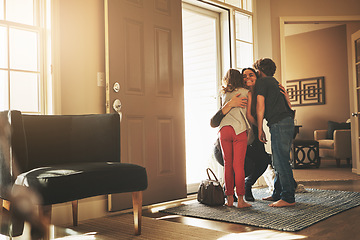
[226,195,234,206]
[237,195,252,208]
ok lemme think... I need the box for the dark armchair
[0,111,148,238]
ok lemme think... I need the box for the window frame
[0,0,51,114]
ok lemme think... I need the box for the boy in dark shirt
[253,58,296,207]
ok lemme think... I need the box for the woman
[211,68,271,202]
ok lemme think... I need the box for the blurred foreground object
[0,112,46,239]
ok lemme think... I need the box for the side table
[291,139,320,169]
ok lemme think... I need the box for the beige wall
[52,0,107,225]
[262,0,360,81]
[285,25,349,139]
[56,0,105,115]
[255,0,360,140]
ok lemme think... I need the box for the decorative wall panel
[126,116,146,166]
[155,0,171,15]
[125,0,143,8]
[286,77,325,106]
[157,117,174,175]
[155,27,173,97]
[125,19,145,95]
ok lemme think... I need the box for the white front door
[350,29,360,175]
[182,3,223,192]
[105,0,186,211]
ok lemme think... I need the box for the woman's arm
[210,109,225,128]
[246,91,256,126]
[279,83,292,109]
[210,94,247,128]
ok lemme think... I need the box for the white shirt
[219,88,251,135]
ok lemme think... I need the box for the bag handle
[206,168,219,182]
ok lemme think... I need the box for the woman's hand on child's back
[229,94,247,108]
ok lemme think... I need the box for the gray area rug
[161,188,360,232]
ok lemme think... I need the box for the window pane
[6,0,34,26]
[10,71,39,112]
[244,0,252,12]
[225,0,241,8]
[0,70,9,110]
[0,0,4,20]
[235,11,252,43]
[10,28,38,71]
[0,26,7,68]
[236,41,253,69]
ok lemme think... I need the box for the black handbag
[197,168,225,206]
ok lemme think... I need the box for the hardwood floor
[143,171,360,240]
[3,161,359,239]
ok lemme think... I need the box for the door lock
[113,99,122,112]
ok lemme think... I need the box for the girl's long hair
[221,69,245,94]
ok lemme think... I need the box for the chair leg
[2,199,10,211]
[72,200,78,226]
[2,199,25,237]
[346,158,351,166]
[336,158,340,168]
[1,199,10,227]
[39,205,52,240]
[132,191,143,235]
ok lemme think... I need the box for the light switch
[97,72,105,87]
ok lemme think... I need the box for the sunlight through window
[0,0,51,114]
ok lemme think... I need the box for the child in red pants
[218,69,252,208]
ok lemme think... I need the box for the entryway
[182,3,224,193]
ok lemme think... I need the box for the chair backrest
[0,111,14,199]
[10,111,120,172]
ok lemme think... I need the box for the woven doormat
[161,188,360,232]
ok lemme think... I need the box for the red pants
[219,126,247,196]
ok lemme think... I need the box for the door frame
[182,2,227,193]
[351,29,360,174]
[279,16,360,175]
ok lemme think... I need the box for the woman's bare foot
[269,199,295,207]
[262,196,277,201]
[226,195,234,207]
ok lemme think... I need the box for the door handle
[112,99,122,121]
[351,112,360,117]
[113,99,122,113]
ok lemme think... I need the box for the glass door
[182,3,222,192]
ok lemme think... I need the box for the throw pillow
[326,121,351,139]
